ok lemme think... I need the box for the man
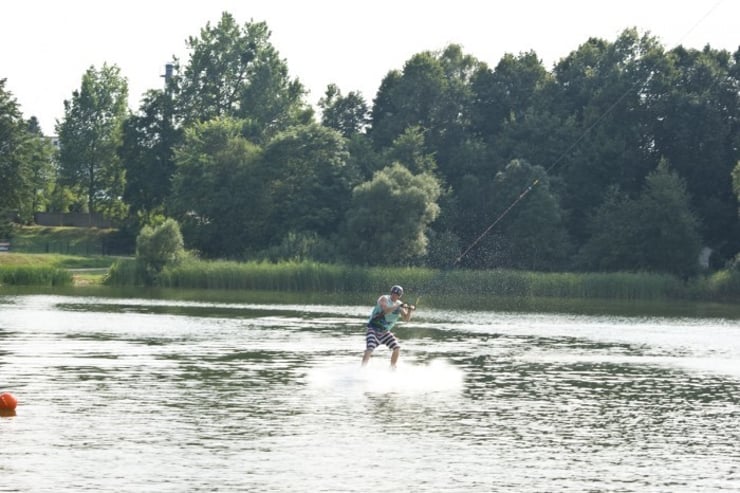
[361,285,415,368]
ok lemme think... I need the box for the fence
[34,212,114,228]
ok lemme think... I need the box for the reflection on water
[1,294,739,492]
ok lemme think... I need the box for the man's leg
[362,328,377,366]
[390,347,400,368]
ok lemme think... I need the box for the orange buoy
[0,392,18,411]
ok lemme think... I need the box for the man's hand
[402,303,416,311]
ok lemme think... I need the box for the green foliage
[0,265,72,286]
[578,161,701,278]
[462,159,571,270]
[318,83,370,137]
[173,12,312,141]
[3,20,738,277]
[120,89,182,229]
[551,30,662,244]
[0,79,43,220]
[259,231,337,263]
[262,123,355,241]
[135,218,186,283]
[342,163,441,265]
[648,44,740,261]
[21,117,55,222]
[104,258,140,286]
[56,63,129,219]
[384,126,437,175]
[170,117,264,257]
[470,50,550,139]
[698,257,740,301]
[103,258,720,302]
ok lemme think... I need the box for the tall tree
[119,89,182,226]
[318,83,369,138]
[56,63,129,218]
[342,163,441,265]
[458,159,570,270]
[172,12,312,142]
[169,117,264,258]
[647,45,740,264]
[24,117,55,219]
[261,123,355,244]
[577,161,701,277]
[0,81,55,224]
[0,78,32,221]
[550,29,664,244]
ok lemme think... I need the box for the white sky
[1,0,737,135]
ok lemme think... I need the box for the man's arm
[379,295,401,314]
[400,303,415,322]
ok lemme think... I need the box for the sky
[1,0,738,135]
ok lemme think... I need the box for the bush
[135,218,186,284]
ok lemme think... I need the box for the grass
[0,253,117,287]
[103,257,740,303]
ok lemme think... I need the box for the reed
[0,265,72,286]
[700,269,740,302]
[103,258,709,301]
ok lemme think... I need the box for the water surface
[1,294,739,492]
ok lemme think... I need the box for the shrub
[135,218,186,284]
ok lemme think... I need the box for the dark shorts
[365,326,400,351]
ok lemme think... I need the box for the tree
[636,160,702,277]
[56,63,129,218]
[577,160,701,277]
[318,83,370,138]
[470,50,549,141]
[169,117,265,258]
[0,82,56,225]
[23,117,55,219]
[0,79,32,219]
[370,45,483,186]
[172,12,312,142]
[342,163,441,265]
[369,51,447,150]
[135,218,186,284]
[261,123,355,244]
[459,159,571,270]
[574,186,640,272]
[384,126,437,175]
[550,29,664,244]
[119,89,182,227]
[647,45,740,264]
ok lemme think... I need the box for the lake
[1,292,739,492]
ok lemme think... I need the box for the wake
[307,359,464,394]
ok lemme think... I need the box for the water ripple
[1,295,739,492]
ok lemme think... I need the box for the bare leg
[390,347,400,368]
[361,349,372,366]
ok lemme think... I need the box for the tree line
[1,12,738,278]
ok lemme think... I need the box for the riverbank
[2,253,738,308]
